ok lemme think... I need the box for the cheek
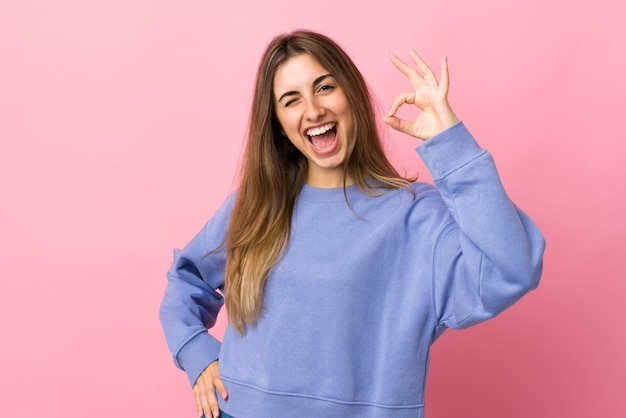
[276,115,303,146]
[336,96,352,123]
[279,115,300,136]
[341,107,355,135]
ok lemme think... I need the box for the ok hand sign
[383,50,459,141]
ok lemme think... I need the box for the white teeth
[306,122,336,137]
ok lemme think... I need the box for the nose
[304,97,325,121]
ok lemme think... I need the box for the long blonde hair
[225,30,413,334]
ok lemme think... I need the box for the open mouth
[306,122,337,152]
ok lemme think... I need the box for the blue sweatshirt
[159,122,545,417]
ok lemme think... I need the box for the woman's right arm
[159,194,236,417]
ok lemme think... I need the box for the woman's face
[273,53,354,188]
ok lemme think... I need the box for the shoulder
[198,190,239,244]
[408,181,445,206]
[357,181,448,221]
[208,190,239,219]
[397,182,452,231]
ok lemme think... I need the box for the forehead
[273,54,330,93]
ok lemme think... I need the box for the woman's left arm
[385,51,546,332]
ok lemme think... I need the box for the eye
[318,84,335,93]
[284,97,299,107]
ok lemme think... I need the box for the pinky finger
[195,401,204,418]
[439,56,450,96]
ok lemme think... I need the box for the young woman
[159,30,545,418]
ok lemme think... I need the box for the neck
[305,167,354,188]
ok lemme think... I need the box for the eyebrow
[277,73,333,103]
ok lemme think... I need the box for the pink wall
[1,0,624,416]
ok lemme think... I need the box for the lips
[305,122,338,154]
[306,122,336,138]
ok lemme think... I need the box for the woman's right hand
[193,360,228,418]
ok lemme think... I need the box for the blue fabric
[160,122,545,417]
[202,413,234,418]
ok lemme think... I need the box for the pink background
[1,0,624,417]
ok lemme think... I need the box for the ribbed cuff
[416,121,484,180]
[177,330,222,386]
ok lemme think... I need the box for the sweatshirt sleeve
[416,122,545,339]
[159,194,235,386]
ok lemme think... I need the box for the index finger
[213,375,229,401]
